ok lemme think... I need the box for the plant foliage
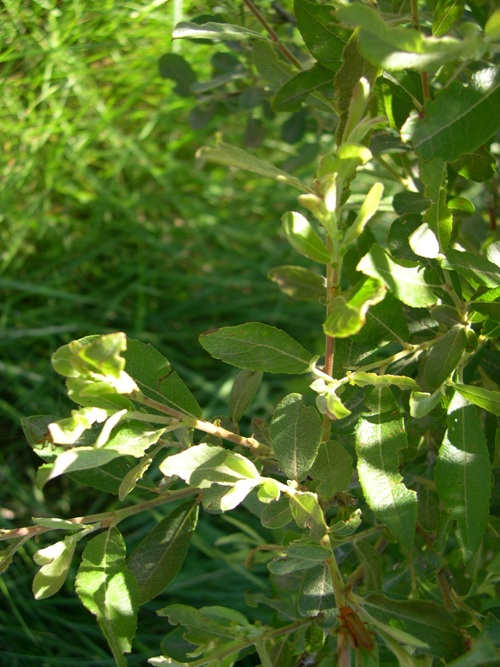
[2,0,500,665]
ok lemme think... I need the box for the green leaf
[268,542,331,575]
[289,491,328,539]
[268,265,325,302]
[229,370,263,423]
[127,501,198,604]
[70,456,156,495]
[309,440,353,501]
[485,9,500,40]
[199,322,312,374]
[418,157,452,253]
[158,53,196,97]
[355,542,382,591]
[402,68,500,161]
[357,243,438,308]
[334,33,379,143]
[338,3,473,72]
[75,528,138,667]
[343,182,384,247]
[52,333,131,384]
[196,141,310,192]
[348,371,418,390]
[294,0,349,71]
[41,422,165,486]
[323,277,386,338]
[450,147,496,182]
[434,392,492,561]
[409,390,442,418]
[118,454,154,500]
[441,248,500,288]
[432,0,465,36]
[298,563,336,625]
[364,593,465,660]
[281,211,330,264]
[173,22,267,42]
[159,443,260,489]
[451,383,500,417]
[417,325,467,391]
[0,538,30,575]
[353,292,409,345]
[273,64,335,112]
[124,338,202,418]
[261,497,294,529]
[251,41,294,89]
[271,393,321,481]
[355,387,417,550]
[33,533,81,600]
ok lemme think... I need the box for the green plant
[2,1,500,665]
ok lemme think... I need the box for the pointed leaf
[357,243,438,307]
[451,383,500,417]
[199,322,312,374]
[268,265,325,302]
[196,142,309,192]
[417,325,467,391]
[33,534,80,599]
[353,292,409,344]
[271,393,321,481]
[355,387,417,549]
[294,0,349,71]
[173,22,267,42]
[364,593,465,660]
[273,64,335,112]
[75,528,138,667]
[432,0,465,36]
[124,338,201,417]
[338,3,473,72]
[282,211,330,263]
[159,443,260,488]
[261,497,294,529]
[309,440,353,501]
[127,501,198,604]
[441,248,500,288]
[434,392,492,561]
[418,157,452,252]
[343,182,384,247]
[402,68,500,161]
[229,370,263,423]
[323,277,386,338]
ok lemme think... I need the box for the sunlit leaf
[75,528,138,667]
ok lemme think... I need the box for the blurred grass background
[0,1,320,663]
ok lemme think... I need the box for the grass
[0,1,318,663]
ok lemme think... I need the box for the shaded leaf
[451,383,500,417]
[365,593,465,660]
[417,325,467,391]
[294,0,349,70]
[271,393,321,481]
[273,64,335,112]
[173,21,267,42]
[196,141,310,192]
[432,0,465,36]
[309,440,353,501]
[229,370,263,423]
[127,501,198,604]
[434,392,492,561]
[441,248,500,288]
[268,265,325,302]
